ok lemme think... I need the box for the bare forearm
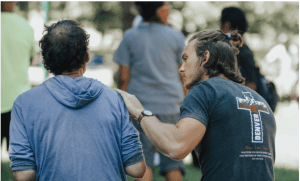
[118,65,130,91]
[13,170,36,181]
[118,79,129,91]
[140,116,181,159]
[125,159,146,178]
[115,88,205,161]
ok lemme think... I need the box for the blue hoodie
[9,75,144,180]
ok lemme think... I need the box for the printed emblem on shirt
[236,92,269,143]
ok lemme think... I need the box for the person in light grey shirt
[113,2,186,181]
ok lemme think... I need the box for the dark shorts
[131,113,185,176]
[1,111,11,150]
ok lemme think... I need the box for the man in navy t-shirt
[116,29,276,181]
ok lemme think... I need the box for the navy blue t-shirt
[180,77,276,181]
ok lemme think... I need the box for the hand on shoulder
[115,89,144,119]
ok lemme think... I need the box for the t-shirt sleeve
[176,32,186,65]
[118,95,144,167]
[9,102,36,171]
[179,83,214,127]
[113,33,131,67]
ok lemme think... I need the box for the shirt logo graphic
[236,92,269,143]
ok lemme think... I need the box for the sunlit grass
[2,161,298,181]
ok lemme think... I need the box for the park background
[1,1,299,180]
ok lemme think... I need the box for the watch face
[143,110,153,116]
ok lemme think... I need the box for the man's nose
[179,64,184,73]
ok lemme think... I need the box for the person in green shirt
[1,2,36,151]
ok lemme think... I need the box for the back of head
[189,29,245,84]
[1,2,17,12]
[39,20,90,75]
[134,2,164,22]
[221,7,248,35]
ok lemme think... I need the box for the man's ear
[202,50,210,65]
[86,51,90,63]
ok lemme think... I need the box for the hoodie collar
[44,75,104,109]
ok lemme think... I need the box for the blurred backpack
[255,67,279,112]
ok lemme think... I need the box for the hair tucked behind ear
[189,30,245,84]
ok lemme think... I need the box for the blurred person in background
[220,7,257,91]
[1,1,36,152]
[9,20,146,180]
[116,30,276,181]
[114,2,186,181]
[264,34,298,100]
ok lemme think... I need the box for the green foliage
[170,1,298,37]
[15,2,298,37]
[78,2,122,33]
[49,2,123,33]
[274,167,299,181]
[1,162,13,181]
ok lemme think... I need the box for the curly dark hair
[221,7,248,35]
[39,20,90,75]
[189,30,245,84]
[134,2,164,22]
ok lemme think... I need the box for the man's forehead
[183,39,198,54]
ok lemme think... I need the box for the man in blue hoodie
[9,20,146,181]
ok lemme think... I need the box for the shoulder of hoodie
[101,85,120,98]
[14,82,124,108]
[13,83,49,107]
[123,24,185,42]
[99,85,125,106]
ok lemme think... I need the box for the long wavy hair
[39,20,90,75]
[189,30,245,84]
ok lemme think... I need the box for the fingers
[114,88,126,95]
[115,88,135,99]
[114,88,145,119]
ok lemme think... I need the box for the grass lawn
[2,162,298,181]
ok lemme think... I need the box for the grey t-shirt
[114,22,185,114]
[180,77,276,181]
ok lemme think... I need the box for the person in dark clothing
[220,7,257,91]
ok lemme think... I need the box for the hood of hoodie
[44,75,104,109]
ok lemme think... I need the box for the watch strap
[137,112,144,124]
[137,110,153,124]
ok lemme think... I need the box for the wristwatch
[137,110,153,124]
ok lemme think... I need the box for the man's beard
[185,67,204,90]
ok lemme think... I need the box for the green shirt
[1,12,36,113]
